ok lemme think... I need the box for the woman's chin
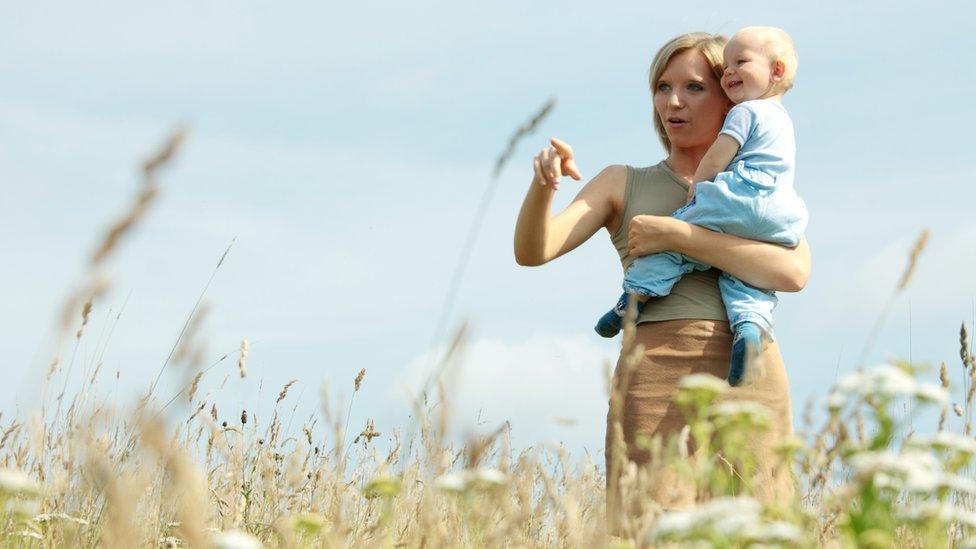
[668,134,710,150]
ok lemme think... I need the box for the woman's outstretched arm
[628,215,811,292]
[514,138,622,266]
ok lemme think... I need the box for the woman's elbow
[779,239,812,292]
[779,267,809,292]
[514,248,544,267]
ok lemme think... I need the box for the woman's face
[653,48,732,151]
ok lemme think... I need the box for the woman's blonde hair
[647,32,728,151]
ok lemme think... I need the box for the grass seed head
[354,368,366,392]
[237,339,249,378]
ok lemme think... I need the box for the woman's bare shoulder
[593,163,628,183]
[579,164,628,200]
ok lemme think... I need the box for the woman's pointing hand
[533,137,582,190]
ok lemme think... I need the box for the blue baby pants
[622,161,808,334]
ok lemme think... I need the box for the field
[2,131,975,548]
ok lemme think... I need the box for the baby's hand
[686,182,696,202]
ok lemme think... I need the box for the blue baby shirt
[720,99,796,187]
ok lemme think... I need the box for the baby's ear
[771,59,787,81]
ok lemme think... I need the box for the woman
[513,32,810,510]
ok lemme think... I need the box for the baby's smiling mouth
[726,79,743,89]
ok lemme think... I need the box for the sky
[2,0,975,462]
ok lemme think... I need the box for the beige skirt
[604,319,796,510]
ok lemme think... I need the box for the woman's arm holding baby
[628,215,810,292]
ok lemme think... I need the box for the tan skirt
[604,319,796,510]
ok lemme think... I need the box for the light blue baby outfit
[622,99,808,335]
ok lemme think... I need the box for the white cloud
[397,333,618,452]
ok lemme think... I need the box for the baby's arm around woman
[688,134,741,199]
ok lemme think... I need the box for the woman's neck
[665,145,711,183]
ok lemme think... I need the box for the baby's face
[721,32,777,103]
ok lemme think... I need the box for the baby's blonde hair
[647,32,728,151]
[735,26,799,93]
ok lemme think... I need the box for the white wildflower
[849,448,976,495]
[907,432,976,455]
[837,365,914,396]
[434,468,507,494]
[710,401,772,430]
[835,364,948,404]
[679,374,729,395]
[850,449,940,486]
[826,391,847,411]
[915,383,949,405]
[470,468,507,487]
[898,471,976,494]
[649,497,764,540]
[697,496,762,524]
[940,474,976,494]
[212,529,262,549]
[648,510,699,538]
[0,469,41,496]
[900,501,976,528]
[872,472,902,490]
[433,472,468,494]
[870,449,939,474]
[901,467,942,492]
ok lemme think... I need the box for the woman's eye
[688,83,703,91]
[657,83,671,92]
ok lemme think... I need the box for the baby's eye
[737,59,747,65]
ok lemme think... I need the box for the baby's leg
[718,273,778,386]
[594,252,700,338]
[761,188,809,247]
[623,251,698,298]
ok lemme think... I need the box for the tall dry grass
[2,127,974,549]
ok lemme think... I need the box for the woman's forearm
[514,174,557,266]
[671,222,810,292]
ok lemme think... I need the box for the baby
[595,26,808,386]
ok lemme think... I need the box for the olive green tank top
[610,162,727,324]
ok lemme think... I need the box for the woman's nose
[667,91,682,108]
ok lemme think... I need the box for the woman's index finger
[549,137,573,157]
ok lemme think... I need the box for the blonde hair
[735,26,799,93]
[647,32,728,151]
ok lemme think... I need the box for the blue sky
[2,0,975,459]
